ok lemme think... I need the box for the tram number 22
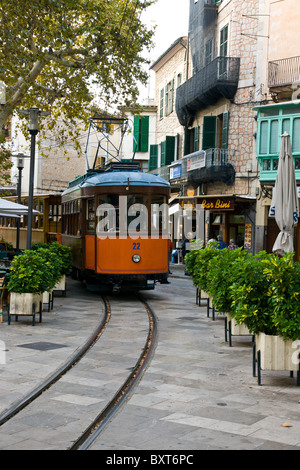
[133,242,140,250]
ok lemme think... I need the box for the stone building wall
[153,39,189,159]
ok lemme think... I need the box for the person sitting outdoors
[216,234,227,249]
[228,238,238,249]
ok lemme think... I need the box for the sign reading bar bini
[198,198,235,211]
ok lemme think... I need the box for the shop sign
[187,151,206,171]
[244,223,252,250]
[198,198,234,210]
[170,164,181,179]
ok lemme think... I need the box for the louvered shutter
[165,136,176,165]
[140,116,149,152]
[148,145,158,171]
[202,116,216,150]
[133,115,140,151]
[222,111,229,149]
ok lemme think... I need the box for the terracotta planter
[254,332,300,385]
[8,292,43,325]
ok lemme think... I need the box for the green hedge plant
[48,242,72,276]
[263,252,300,341]
[7,250,56,294]
[186,247,221,292]
[206,247,251,315]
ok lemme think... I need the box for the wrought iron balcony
[169,148,235,186]
[268,56,300,90]
[176,56,240,127]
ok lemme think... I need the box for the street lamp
[16,153,25,250]
[18,108,50,249]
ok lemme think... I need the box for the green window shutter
[194,126,199,152]
[140,116,149,152]
[148,145,158,171]
[160,89,164,119]
[202,116,216,150]
[170,79,174,113]
[165,136,176,165]
[161,141,166,166]
[133,115,140,151]
[164,85,168,116]
[184,128,191,156]
[222,111,229,149]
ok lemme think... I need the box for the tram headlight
[132,254,141,263]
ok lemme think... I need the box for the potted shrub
[36,247,62,311]
[7,250,54,325]
[186,247,220,316]
[48,242,72,296]
[231,252,300,384]
[206,247,253,344]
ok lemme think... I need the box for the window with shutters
[220,24,228,57]
[160,89,164,119]
[184,127,199,155]
[160,136,176,166]
[257,105,300,181]
[148,144,158,171]
[202,116,217,150]
[133,115,149,152]
[165,79,174,116]
[205,39,213,66]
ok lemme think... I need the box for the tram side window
[97,194,119,234]
[87,198,96,232]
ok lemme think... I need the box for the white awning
[0,198,39,215]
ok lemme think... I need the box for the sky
[139,0,190,100]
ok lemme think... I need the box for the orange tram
[61,162,170,292]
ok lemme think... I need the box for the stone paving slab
[1,270,300,450]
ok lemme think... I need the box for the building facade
[253,0,300,258]
[149,0,300,257]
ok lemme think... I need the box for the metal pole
[16,166,22,250]
[26,131,38,250]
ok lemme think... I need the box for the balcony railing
[167,148,235,185]
[176,56,240,127]
[268,56,300,88]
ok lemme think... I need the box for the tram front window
[97,194,148,237]
[151,195,168,238]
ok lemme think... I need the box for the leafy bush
[36,247,62,289]
[189,247,300,341]
[32,241,72,276]
[206,247,251,314]
[187,247,221,292]
[7,250,56,294]
[229,252,276,336]
[48,242,72,276]
[263,252,300,341]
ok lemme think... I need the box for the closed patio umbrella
[269,132,299,254]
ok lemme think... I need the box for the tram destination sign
[198,197,235,211]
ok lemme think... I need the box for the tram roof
[64,169,170,194]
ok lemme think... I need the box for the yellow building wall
[269,0,300,61]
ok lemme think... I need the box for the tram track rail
[0,293,157,451]
[70,293,158,450]
[0,296,111,427]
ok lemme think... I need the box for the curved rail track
[0,294,157,450]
